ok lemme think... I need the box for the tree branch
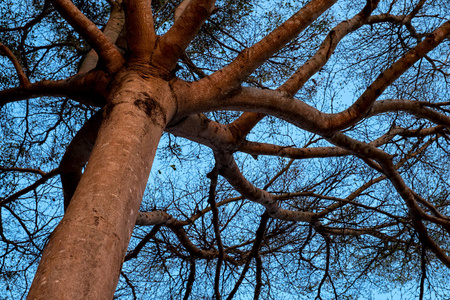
[325,19,450,132]
[50,0,124,73]
[0,42,30,87]
[0,70,109,107]
[281,0,380,95]
[215,152,315,222]
[0,168,60,207]
[188,0,338,101]
[60,110,103,210]
[206,166,223,299]
[153,0,215,73]
[183,258,196,300]
[78,0,125,74]
[124,225,161,261]
[123,0,156,63]
[226,213,269,300]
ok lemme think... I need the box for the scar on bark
[133,92,166,125]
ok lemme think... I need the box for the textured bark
[27,73,176,299]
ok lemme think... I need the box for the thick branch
[369,100,450,126]
[281,0,379,95]
[60,110,103,210]
[153,0,215,73]
[181,86,450,138]
[187,0,338,101]
[123,0,156,62]
[166,113,237,151]
[50,0,124,73]
[78,1,125,74]
[325,19,450,131]
[0,70,109,107]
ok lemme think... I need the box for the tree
[1,0,450,298]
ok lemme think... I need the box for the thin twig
[207,165,223,299]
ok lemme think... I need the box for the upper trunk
[27,72,176,299]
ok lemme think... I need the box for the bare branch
[215,152,315,222]
[153,0,215,73]
[50,0,124,73]
[0,42,30,87]
[227,213,269,300]
[124,225,161,261]
[206,166,223,299]
[183,259,196,300]
[325,20,450,131]
[60,110,103,210]
[0,167,46,176]
[188,0,338,101]
[0,168,60,207]
[281,0,380,95]
[123,0,156,63]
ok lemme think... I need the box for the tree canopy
[1,0,450,299]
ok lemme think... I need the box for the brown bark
[50,0,124,73]
[27,73,176,299]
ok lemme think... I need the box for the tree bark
[27,72,175,299]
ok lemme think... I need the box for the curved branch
[181,85,450,139]
[78,1,125,74]
[180,20,450,135]
[369,100,450,126]
[0,42,30,87]
[50,0,124,73]
[325,19,450,131]
[0,70,109,107]
[209,1,379,140]
[153,0,215,73]
[187,0,338,102]
[166,113,237,151]
[60,110,103,210]
[215,152,315,222]
[281,0,379,95]
[123,0,156,63]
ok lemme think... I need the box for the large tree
[1,0,450,298]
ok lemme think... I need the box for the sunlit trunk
[27,73,174,299]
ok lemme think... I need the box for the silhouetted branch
[183,258,196,300]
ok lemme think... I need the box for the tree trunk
[27,73,175,299]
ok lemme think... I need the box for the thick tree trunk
[27,73,175,299]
